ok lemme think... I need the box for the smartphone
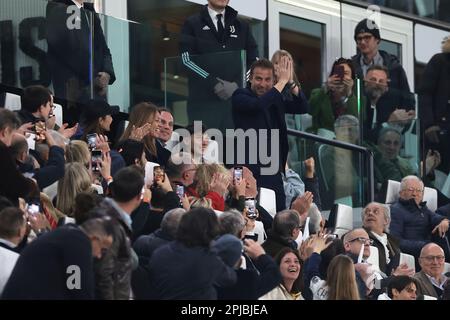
[91,150,102,172]
[234,167,243,183]
[245,198,257,219]
[333,65,345,81]
[86,134,97,150]
[153,166,165,186]
[32,121,46,141]
[176,184,185,200]
[26,200,41,216]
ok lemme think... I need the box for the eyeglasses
[347,237,373,245]
[404,187,424,193]
[365,78,389,86]
[420,255,445,263]
[363,208,381,215]
[356,35,374,43]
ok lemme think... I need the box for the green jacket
[308,88,361,133]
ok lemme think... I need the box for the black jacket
[262,230,297,259]
[46,0,115,95]
[418,52,450,130]
[352,50,411,96]
[364,227,401,276]
[0,141,34,205]
[2,225,95,299]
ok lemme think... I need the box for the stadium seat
[385,180,401,204]
[328,203,353,238]
[444,262,450,274]
[399,252,416,271]
[258,187,277,218]
[53,103,63,127]
[4,92,21,111]
[386,179,438,211]
[367,246,380,271]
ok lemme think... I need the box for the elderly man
[390,176,449,258]
[414,243,448,299]
[362,202,402,275]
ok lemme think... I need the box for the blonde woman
[65,140,90,168]
[271,49,301,96]
[186,163,231,211]
[56,163,95,216]
[119,102,170,165]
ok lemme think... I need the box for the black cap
[82,99,119,124]
[354,19,381,41]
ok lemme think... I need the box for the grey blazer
[414,270,439,298]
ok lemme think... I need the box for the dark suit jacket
[46,0,115,96]
[365,228,401,275]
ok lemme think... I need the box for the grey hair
[361,202,391,233]
[219,210,246,238]
[273,209,300,240]
[334,114,359,130]
[307,203,322,234]
[161,208,187,238]
[400,175,423,191]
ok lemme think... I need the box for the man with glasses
[414,243,447,299]
[351,18,412,103]
[390,175,449,260]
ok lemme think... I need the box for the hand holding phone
[86,134,97,150]
[245,198,257,219]
[234,167,243,184]
[153,166,165,187]
[333,65,345,81]
[91,150,102,172]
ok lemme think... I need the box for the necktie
[216,13,224,41]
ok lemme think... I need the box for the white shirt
[370,231,391,265]
[71,0,83,9]
[207,6,225,31]
[425,273,448,290]
[0,246,19,295]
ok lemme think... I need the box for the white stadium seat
[258,187,277,218]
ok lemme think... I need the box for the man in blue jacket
[390,175,449,259]
[232,58,309,212]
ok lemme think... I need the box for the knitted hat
[354,19,380,41]
[213,234,243,267]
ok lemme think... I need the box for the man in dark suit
[231,58,308,211]
[180,0,259,132]
[46,0,115,124]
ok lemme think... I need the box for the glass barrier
[164,50,246,131]
[287,130,371,211]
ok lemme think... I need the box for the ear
[392,288,399,298]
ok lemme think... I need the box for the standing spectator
[148,207,236,299]
[2,218,114,299]
[414,243,448,299]
[418,36,450,173]
[46,0,115,124]
[308,58,359,134]
[180,0,258,132]
[351,18,412,101]
[0,109,35,205]
[232,58,309,212]
[390,176,449,258]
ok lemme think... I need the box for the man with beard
[363,65,415,142]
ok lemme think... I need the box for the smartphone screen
[234,167,243,183]
[86,134,97,150]
[176,184,185,200]
[153,166,165,185]
[91,150,102,172]
[27,202,40,216]
[245,198,257,219]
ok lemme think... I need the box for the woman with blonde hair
[56,163,95,216]
[119,102,170,165]
[186,163,231,211]
[65,140,90,168]
[326,254,360,300]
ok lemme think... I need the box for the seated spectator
[0,109,35,205]
[11,131,65,190]
[157,108,176,150]
[319,115,361,204]
[65,140,91,168]
[216,211,281,300]
[378,275,417,300]
[262,210,301,258]
[16,85,78,138]
[78,99,118,142]
[259,248,303,300]
[56,163,96,216]
[414,243,448,299]
[148,207,237,299]
[309,58,358,134]
[166,152,197,188]
[119,102,170,166]
[362,202,401,275]
[0,207,27,295]
[2,217,114,299]
[390,176,449,258]
[363,65,415,142]
[187,163,231,211]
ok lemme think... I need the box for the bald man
[414,243,447,299]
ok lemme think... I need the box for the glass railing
[163,50,246,131]
[287,129,374,211]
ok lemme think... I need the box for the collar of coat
[200,4,238,25]
[398,197,428,210]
